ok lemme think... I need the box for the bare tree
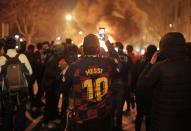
[0,0,63,45]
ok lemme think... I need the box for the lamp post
[79,31,83,35]
[66,14,72,21]
[15,35,19,40]
[19,38,23,42]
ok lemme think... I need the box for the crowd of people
[0,32,191,131]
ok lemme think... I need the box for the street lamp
[135,48,140,52]
[79,31,83,35]
[19,38,23,42]
[141,49,145,55]
[169,24,173,28]
[15,35,19,40]
[66,14,72,21]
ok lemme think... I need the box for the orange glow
[108,36,115,43]
[99,40,108,52]
[66,14,72,21]
[95,34,108,52]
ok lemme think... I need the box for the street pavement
[0,83,146,131]
[0,104,146,131]
[24,105,146,131]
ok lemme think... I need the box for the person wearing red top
[127,45,139,65]
[125,45,139,112]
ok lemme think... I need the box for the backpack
[4,54,26,92]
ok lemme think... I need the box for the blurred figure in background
[126,45,139,65]
[26,45,36,108]
[33,43,44,108]
[65,44,79,65]
[133,45,157,131]
[0,39,5,55]
[41,44,66,128]
[66,38,72,44]
[125,45,138,113]
[42,41,51,64]
[112,42,132,131]
[138,32,191,131]
[65,38,73,49]
[0,40,5,125]
[17,41,27,54]
[78,45,85,57]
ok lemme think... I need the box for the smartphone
[99,28,105,40]
[56,36,62,41]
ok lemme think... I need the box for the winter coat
[138,32,191,131]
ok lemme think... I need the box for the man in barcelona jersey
[63,34,119,131]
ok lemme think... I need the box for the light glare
[19,38,23,42]
[100,40,108,52]
[108,36,114,43]
[141,49,145,55]
[79,31,83,35]
[115,48,118,52]
[135,48,140,52]
[15,35,19,39]
[66,14,72,21]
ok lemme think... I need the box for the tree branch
[15,19,25,36]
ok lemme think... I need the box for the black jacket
[41,53,62,94]
[138,33,191,131]
[133,58,152,97]
[33,51,44,80]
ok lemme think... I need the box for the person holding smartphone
[138,32,191,131]
[63,34,119,131]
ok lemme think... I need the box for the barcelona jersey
[64,56,117,122]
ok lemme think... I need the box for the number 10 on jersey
[82,77,109,102]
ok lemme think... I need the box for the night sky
[62,0,77,11]
[1,0,191,42]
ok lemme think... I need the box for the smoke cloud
[73,0,147,42]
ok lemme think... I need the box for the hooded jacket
[138,32,191,131]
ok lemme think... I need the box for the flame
[95,34,110,52]
[108,36,115,43]
[99,40,108,52]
